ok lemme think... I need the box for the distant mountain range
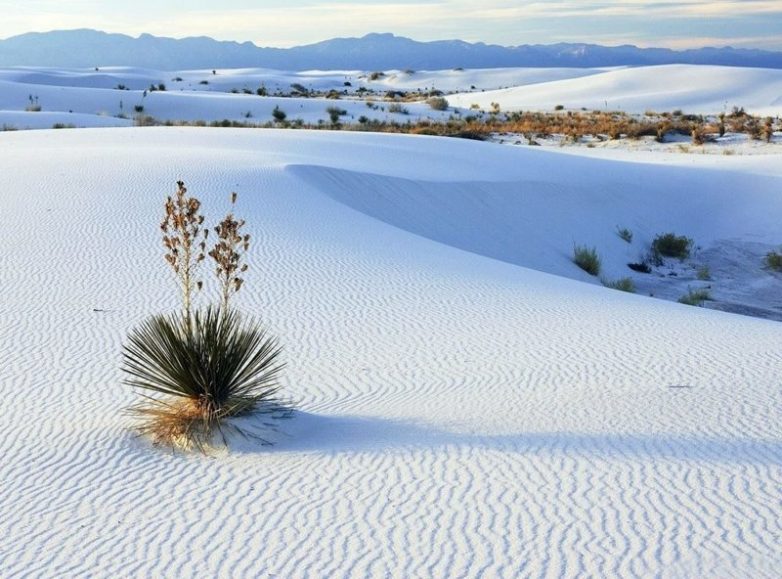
[1,29,781,70]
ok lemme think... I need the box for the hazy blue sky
[1,1,780,50]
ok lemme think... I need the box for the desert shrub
[696,265,711,280]
[134,115,158,126]
[290,83,309,96]
[388,103,408,114]
[691,126,706,145]
[573,245,601,276]
[554,104,564,111]
[427,97,449,111]
[602,277,636,293]
[52,123,76,129]
[678,288,712,306]
[134,105,144,113]
[369,71,385,81]
[652,233,693,260]
[764,250,782,271]
[326,106,347,125]
[272,106,287,122]
[616,226,633,243]
[762,117,774,143]
[123,183,289,450]
[717,113,726,137]
[25,94,41,112]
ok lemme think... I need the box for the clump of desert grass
[616,226,633,243]
[678,288,712,306]
[764,250,782,272]
[651,232,693,261]
[601,276,636,293]
[573,244,601,276]
[123,182,290,451]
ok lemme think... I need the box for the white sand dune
[2,64,780,131]
[449,64,782,115]
[0,127,780,577]
[0,77,450,129]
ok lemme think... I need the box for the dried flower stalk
[209,192,249,312]
[161,180,207,329]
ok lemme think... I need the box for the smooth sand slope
[0,128,780,577]
[448,64,782,115]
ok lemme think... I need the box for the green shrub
[764,250,782,271]
[573,245,601,276]
[272,106,287,122]
[652,233,693,260]
[616,226,633,243]
[601,277,636,293]
[678,288,712,306]
[696,265,711,280]
[290,83,309,96]
[326,106,347,125]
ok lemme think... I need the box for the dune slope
[0,128,780,577]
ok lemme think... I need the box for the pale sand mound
[0,128,780,577]
[449,64,782,115]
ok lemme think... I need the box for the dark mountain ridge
[1,29,780,70]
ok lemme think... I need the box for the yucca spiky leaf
[122,307,285,448]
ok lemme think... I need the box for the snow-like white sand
[0,127,780,577]
[449,64,782,115]
[1,64,779,131]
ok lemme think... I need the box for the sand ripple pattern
[0,128,780,578]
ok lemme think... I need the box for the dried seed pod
[161,180,205,328]
[210,193,250,311]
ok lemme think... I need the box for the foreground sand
[0,128,780,577]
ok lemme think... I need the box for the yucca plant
[123,182,290,451]
[123,307,285,450]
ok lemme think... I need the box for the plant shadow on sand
[230,411,782,465]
